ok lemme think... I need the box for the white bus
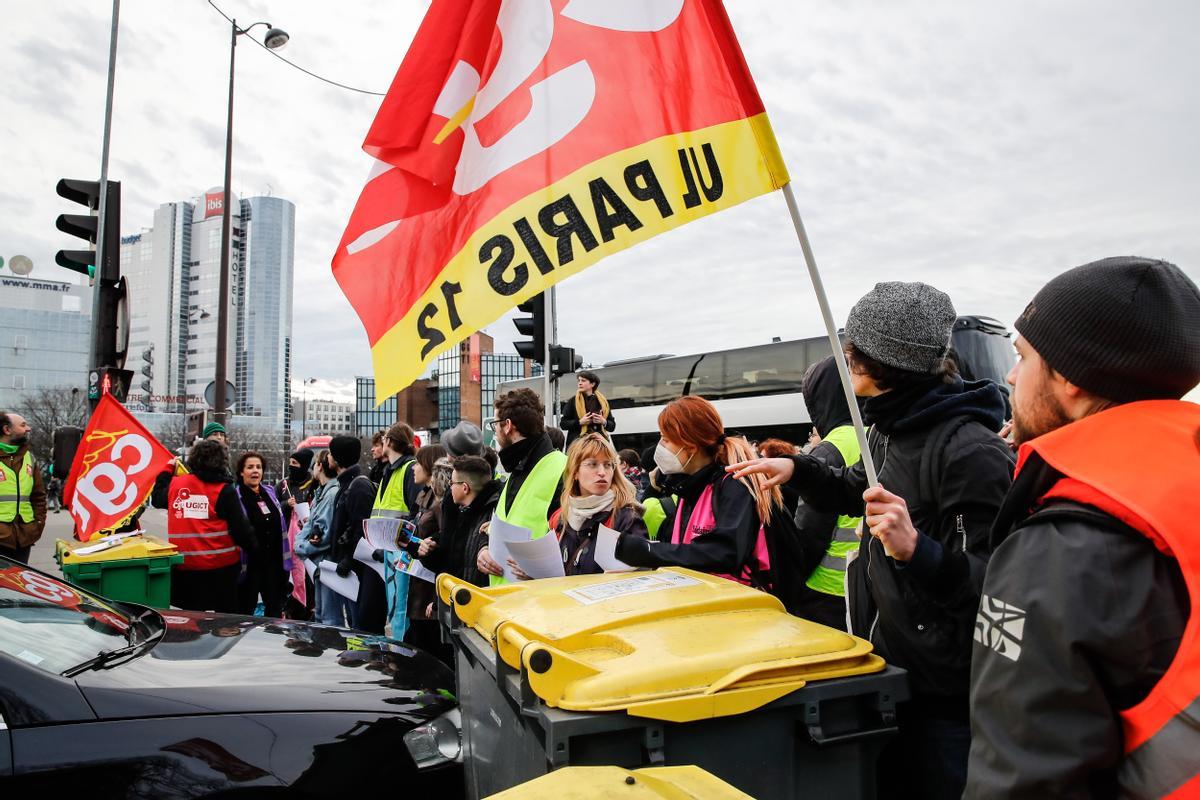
[495,318,1014,453]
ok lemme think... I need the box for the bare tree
[145,413,190,455]
[14,386,89,465]
[225,423,292,484]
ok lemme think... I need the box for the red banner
[62,395,175,541]
[333,0,788,396]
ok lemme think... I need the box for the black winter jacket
[329,465,377,570]
[559,393,616,446]
[786,377,1014,709]
[422,480,502,587]
[617,463,761,577]
[558,504,647,576]
[965,453,1188,799]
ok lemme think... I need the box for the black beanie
[1015,256,1200,402]
[329,436,361,470]
[289,449,314,472]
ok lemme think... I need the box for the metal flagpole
[542,288,554,427]
[781,183,878,486]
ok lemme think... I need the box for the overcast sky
[3,1,1197,405]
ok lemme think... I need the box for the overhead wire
[206,0,386,97]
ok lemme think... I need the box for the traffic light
[139,346,154,395]
[55,179,121,282]
[549,345,583,379]
[512,293,546,364]
[88,367,133,404]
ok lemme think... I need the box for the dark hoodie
[786,375,1015,707]
[423,479,503,587]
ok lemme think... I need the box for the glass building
[356,376,398,438]
[120,189,295,429]
[0,271,90,408]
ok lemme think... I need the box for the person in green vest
[0,412,46,564]
[371,422,420,637]
[477,389,566,585]
[790,356,864,631]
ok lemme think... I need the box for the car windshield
[0,561,133,674]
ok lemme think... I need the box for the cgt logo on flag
[62,394,174,541]
[333,0,789,396]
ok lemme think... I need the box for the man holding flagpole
[731,282,1015,799]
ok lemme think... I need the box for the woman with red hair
[616,396,779,584]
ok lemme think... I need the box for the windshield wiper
[61,620,165,678]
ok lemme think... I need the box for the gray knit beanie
[844,281,957,373]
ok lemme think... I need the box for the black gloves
[372,549,385,563]
[335,557,352,578]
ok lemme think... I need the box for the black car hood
[75,611,456,721]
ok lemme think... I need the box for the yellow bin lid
[438,568,884,723]
[485,766,754,800]
[58,533,179,564]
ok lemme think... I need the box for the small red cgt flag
[63,395,175,541]
[334,0,789,395]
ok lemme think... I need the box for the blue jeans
[317,579,352,627]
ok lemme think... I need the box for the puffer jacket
[787,376,1015,710]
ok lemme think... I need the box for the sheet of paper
[595,524,636,572]
[318,559,360,601]
[486,516,533,583]
[303,557,318,578]
[507,535,566,579]
[354,536,386,580]
[363,517,406,552]
[294,502,311,526]
[405,558,437,583]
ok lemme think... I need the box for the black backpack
[760,503,814,616]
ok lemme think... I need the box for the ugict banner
[333,0,789,396]
[62,394,174,541]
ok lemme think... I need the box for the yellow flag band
[371,113,789,397]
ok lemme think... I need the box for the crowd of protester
[133,256,1199,799]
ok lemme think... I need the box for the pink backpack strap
[673,485,716,546]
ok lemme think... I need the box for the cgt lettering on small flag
[333,0,789,396]
[62,394,175,541]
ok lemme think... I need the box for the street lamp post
[213,10,288,426]
[300,377,317,439]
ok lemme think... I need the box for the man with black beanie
[325,435,376,629]
[966,257,1200,798]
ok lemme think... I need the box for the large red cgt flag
[334,0,789,395]
[63,395,175,541]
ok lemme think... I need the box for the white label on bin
[563,572,701,606]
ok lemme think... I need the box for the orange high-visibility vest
[1021,400,1200,799]
[167,474,241,571]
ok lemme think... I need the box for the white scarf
[565,490,615,531]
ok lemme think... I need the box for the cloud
[2,0,1197,392]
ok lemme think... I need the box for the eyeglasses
[450,480,470,489]
[485,418,502,430]
[580,460,616,472]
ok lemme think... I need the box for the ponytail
[716,436,780,524]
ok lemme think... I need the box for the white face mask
[654,440,690,475]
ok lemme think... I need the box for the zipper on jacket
[956,513,966,551]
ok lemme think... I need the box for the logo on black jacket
[974,594,1027,662]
